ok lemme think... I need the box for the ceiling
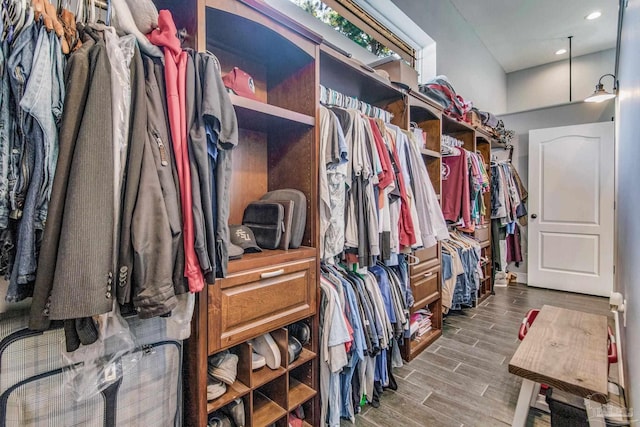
[449,0,618,73]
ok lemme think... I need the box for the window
[289,0,415,64]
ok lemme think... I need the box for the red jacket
[148,10,205,292]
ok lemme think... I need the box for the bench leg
[512,379,536,427]
[584,399,606,427]
[529,382,542,407]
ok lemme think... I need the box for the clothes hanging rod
[319,84,393,122]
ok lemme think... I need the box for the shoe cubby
[285,318,316,370]
[287,369,317,411]
[205,320,318,426]
[290,399,315,427]
[206,345,251,415]
[248,330,287,389]
[253,375,287,427]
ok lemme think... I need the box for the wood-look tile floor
[341,283,611,427]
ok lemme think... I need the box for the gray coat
[30,27,114,329]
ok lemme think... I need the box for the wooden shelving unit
[155,0,503,421]
[156,0,322,425]
[475,135,493,304]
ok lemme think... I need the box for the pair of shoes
[208,350,239,385]
[207,411,232,427]
[249,333,281,369]
[207,377,226,401]
[223,398,245,427]
[288,335,302,363]
[288,321,310,345]
[252,352,266,370]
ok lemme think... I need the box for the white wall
[498,100,615,281]
[507,49,616,113]
[615,0,640,415]
[391,0,507,114]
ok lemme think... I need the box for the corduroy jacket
[30,27,114,329]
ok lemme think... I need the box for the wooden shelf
[288,347,316,371]
[420,148,442,158]
[476,128,496,142]
[207,380,250,414]
[414,291,440,309]
[481,240,491,249]
[407,329,442,360]
[230,94,315,132]
[302,421,313,427]
[226,246,317,274]
[288,379,317,410]
[408,90,443,115]
[253,392,287,427]
[442,114,475,134]
[252,366,287,389]
[319,45,404,104]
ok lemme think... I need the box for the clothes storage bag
[260,189,307,248]
[242,201,284,250]
[0,314,182,427]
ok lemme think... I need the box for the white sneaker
[249,333,281,369]
[252,352,266,370]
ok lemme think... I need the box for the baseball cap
[229,225,262,253]
[222,67,258,100]
[228,242,244,260]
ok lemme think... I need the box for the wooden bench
[508,305,609,427]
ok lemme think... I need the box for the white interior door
[528,122,614,297]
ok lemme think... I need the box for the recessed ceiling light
[586,11,602,20]
[556,49,567,55]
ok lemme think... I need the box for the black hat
[229,225,262,253]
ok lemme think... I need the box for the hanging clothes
[441,231,482,312]
[490,161,527,271]
[319,260,410,425]
[148,10,205,293]
[442,141,489,232]
[319,103,448,268]
[0,5,239,352]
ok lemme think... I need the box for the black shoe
[288,322,310,345]
[288,335,303,363]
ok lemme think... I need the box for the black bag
[242,202,284,250]
[260,189,307,249]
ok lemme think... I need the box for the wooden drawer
[475,225,490,243]
[410,244,440,277]
[411,266,440,308]
[208,258,316,352]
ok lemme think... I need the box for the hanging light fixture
[585,73,617,103]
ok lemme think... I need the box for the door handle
[261,269,285,279]
[531,214,537,219]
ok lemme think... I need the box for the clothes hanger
[405,253,420,267]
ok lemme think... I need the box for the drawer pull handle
[261,269,285,279]
[423,272,434,278]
